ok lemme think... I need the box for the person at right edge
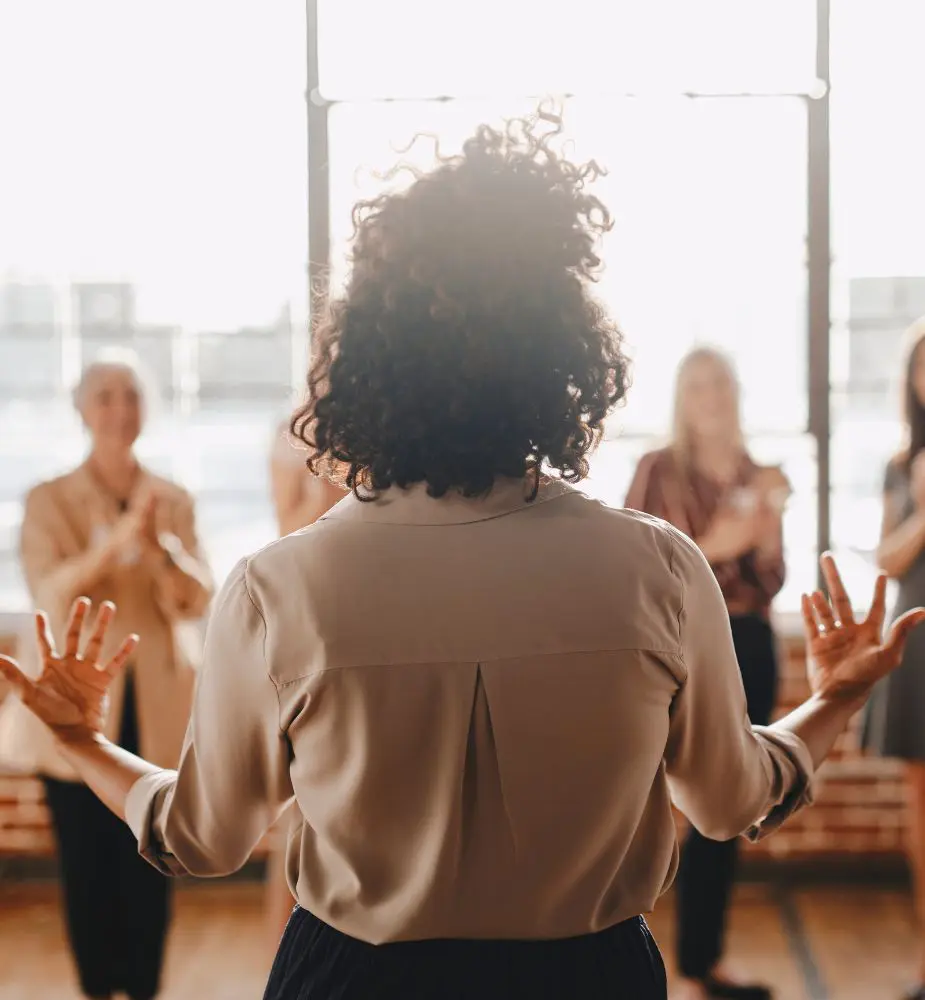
[625,346,792,1000]
[863,317,925,1000]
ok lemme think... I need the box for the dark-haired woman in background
[626,347,790,1000]
[0,116,921,1000]
[864,318,925,1000]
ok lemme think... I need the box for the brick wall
[743,637,908,862]
[0,634,909,861]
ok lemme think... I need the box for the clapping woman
[1,355,213,1000]
[625,347,791,1000]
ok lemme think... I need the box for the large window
[829,1,925,602]
[320,0,817,611]
[3,2,920,618]
[0,1,309,610]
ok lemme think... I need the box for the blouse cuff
[744,728,816,842]
[125,769,179,873]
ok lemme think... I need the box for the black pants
[42,673,171,1000]
[264,908,667,999]
[675,614,778,980]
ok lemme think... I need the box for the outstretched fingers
[0,655,36,702]
[800,594,818,643]
[101,634,138,679]
[811,591,836,632]
[820,552,855,625]
[64,598,91,659]
[34,611,55,662]
[884,607,925,659]
[82,602,116,665]
[866,574,888,634]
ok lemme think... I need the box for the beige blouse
[126,478,814,943]
[2,461,213,780]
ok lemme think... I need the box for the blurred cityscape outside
[1,0,924,619]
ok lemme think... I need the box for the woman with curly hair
[1,113,923,1000]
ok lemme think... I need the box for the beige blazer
[0,461,213,780]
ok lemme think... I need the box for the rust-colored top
[625,447,786,619]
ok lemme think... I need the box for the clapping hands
[100,491,160,563]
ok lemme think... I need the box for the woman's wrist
[54,726,109,751]
[807,681,870,715]
[141,532,180,568]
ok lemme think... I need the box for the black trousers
[675,614,778,980]
[42,672,171,1000]
[264,908,667,1000]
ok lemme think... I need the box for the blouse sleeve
[625,452,670,520]
[125,557,293,876]
[748,466,790,601]
[151,492,214,621]
[19,487,65,608]
[19,485,93,612]
[664,525,814,841]
[883,459,909,501]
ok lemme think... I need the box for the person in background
[625,346,791,1000]
[263,417,345,951]
[0,115,921,1000]
[0,354,213,1000]
[270,416,346,537]
[864,317,925,1000]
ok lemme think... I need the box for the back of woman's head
[293,111,630,498]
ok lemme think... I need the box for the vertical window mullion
[808,0,831,590]
[306,0,330,357]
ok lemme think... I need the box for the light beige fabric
[0,461,213,780]
[126,477,813,943]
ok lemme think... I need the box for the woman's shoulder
[633,446,677,479]
[23,466,86,511]
[884,454,910,493]
[144,470,196,509]
[637,444,673,465]
[747,460,791,490]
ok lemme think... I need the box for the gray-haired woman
[1,354,213,1000]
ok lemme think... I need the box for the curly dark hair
[292,109,630,500]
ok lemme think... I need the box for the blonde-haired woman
[2,354,213,1000]
[625,347,790,1000]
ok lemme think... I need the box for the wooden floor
[0,879,919,999]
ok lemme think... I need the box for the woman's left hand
[0,598,137,743]
[803,553,925,703]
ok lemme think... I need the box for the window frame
[306,0,833,590]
